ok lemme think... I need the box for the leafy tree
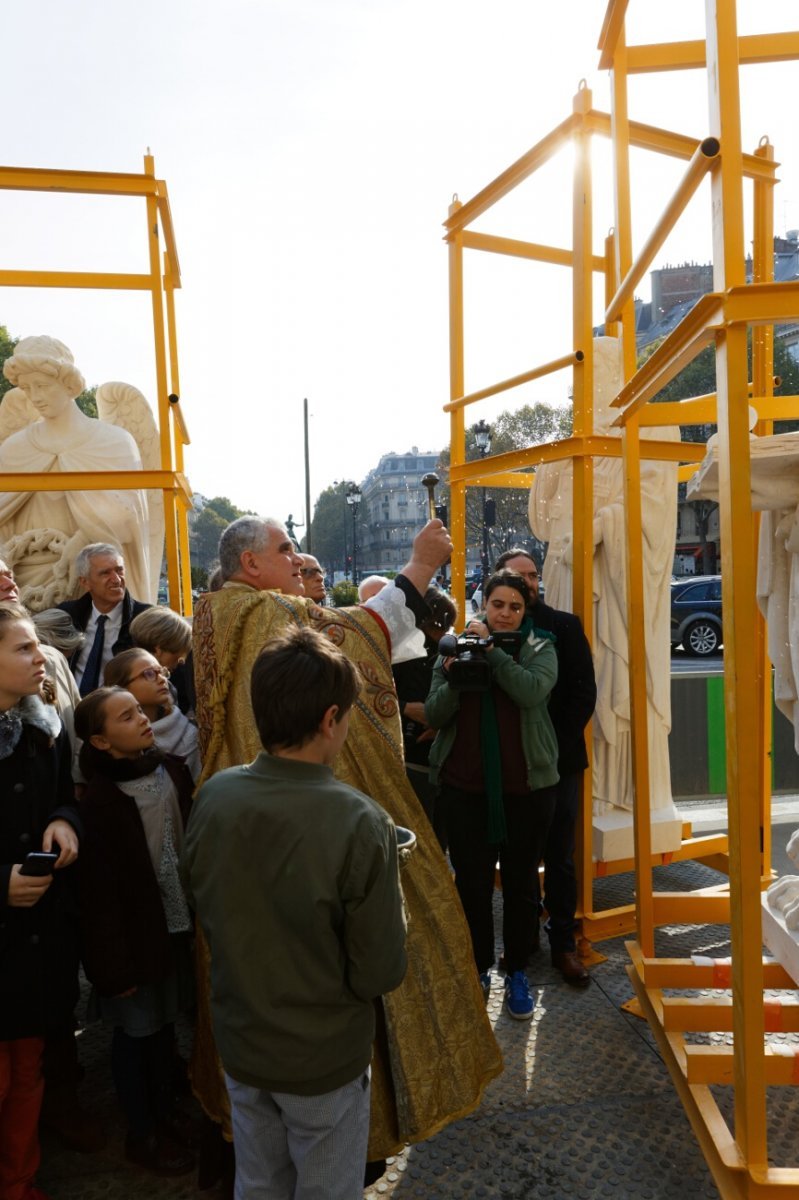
[190,506,228,572]
[76,385,97,419]
[205,496,244,523]
[0,326,16,401]
[438,403,572,573]
[307,482,352,579]
[190,564,208,590]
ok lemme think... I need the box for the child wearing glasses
[104,649,201,783]
[74,686,196,1177]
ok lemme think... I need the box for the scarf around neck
[0,693,62,761]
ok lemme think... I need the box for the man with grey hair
[191,515,503,1182]
[58,542,150,694]
[219,517,304,594]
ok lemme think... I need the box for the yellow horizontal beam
[606,137,720,325]
[458,230,607,273]
[725,279,799,326]
[586,110,778,180]
[466,470,532,490]
[594,834,729,878]
[444,352,582,413]
[0,469,193,503]
[0,270,153,291]
[637,957,795,991]
[448,435,701,485]
[443,112,580,233]
[652,892,730,925]
[662,997,799,1033]
[0,165,159,196]
[685,1046,799,1087]
[626,31,799,74]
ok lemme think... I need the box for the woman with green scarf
[425,570,559,1021]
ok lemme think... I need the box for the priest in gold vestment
[191,516,502,1161]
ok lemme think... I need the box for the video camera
[438,629,522,692]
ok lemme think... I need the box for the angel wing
[0,387,38,444]
[96,381,165,600]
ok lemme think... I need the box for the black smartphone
[19,851,59,877]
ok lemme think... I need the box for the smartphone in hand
[19,851,59,877]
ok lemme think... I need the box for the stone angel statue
[0,335,164,609]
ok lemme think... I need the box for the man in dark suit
[495,548,597,986]
[58,543,150,695]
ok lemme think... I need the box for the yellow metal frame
[0,154,193,614]
[445,4,799,1192]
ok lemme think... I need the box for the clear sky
[1,1,797,523]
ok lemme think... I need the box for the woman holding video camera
[425,570,558,1021]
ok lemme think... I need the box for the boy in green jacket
[181,626,407,1200]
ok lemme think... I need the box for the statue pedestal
[761,893,799,984]
[592,805,683,863]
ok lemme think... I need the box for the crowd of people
[0,515,596,1200]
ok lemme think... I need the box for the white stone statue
[530,336,681,857]
[688,425,799,752]
[0,335,164,609]
[767,829,799,930]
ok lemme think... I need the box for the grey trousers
[224,1067,371,1200]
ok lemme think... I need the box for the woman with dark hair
[425,570,559,1020]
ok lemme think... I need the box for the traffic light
[484,498,496,527]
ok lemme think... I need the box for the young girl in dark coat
[74,686,195,1178]
[0,605,80,1200]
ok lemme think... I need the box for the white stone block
[592,805,684,863]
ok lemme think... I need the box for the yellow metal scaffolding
[445,3,799,1193]
[0,153,193,614]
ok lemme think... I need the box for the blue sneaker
[504,970,534,1020]
[479,971,491,1003]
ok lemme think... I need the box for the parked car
[670,575,723,656]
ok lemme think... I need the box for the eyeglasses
[127,666,170,684]
[300,568,324,578]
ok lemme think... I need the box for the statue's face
[16,371,75,419]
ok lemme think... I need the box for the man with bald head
[298,553,327,604]
[191,515,501,1179]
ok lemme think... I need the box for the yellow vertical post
[144,153,180,611]
[621,416,654,954]
[448,198,466,622]
[752,138,775,883]
[163,247,192,616]
[704,0,767,1166]
[572,83,595,927]
[608,22,638,385]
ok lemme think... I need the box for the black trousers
[541,772,582,954]
[440,784,556,974]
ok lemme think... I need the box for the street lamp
[346,482,362,586]
[473,420,492,580]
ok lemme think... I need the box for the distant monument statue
[529,335,682,859]
[0,335,163,609]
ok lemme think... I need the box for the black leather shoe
[551,950,590,987]
[125,1131,195,1176]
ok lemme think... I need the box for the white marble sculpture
[767,829,799,929]
[529,336,682,858]
[688,426,799,752]
[0,335,163,609]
